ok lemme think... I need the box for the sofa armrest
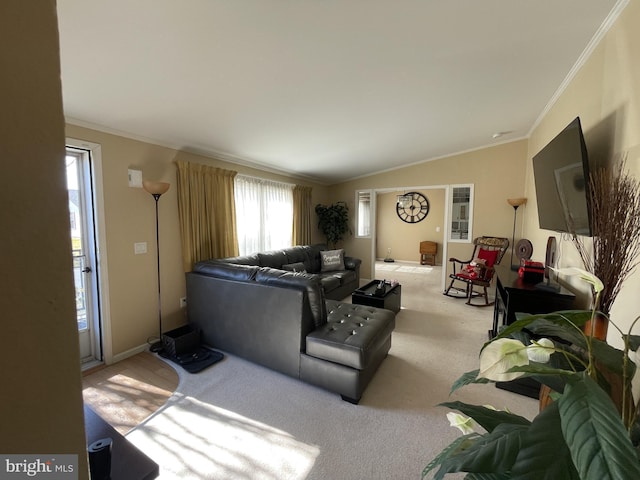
[344,256,361,271]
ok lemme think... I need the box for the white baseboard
[375,258,421,264]
[110,343,150,364]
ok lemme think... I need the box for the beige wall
[65,124,329,359]
[0,1,88,476]
[523,1,640,346]
[376,189,445,264]
[328,139,529,279]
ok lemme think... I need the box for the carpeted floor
[126,263,538,479]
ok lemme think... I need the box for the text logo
[1,455,77,479]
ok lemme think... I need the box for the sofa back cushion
[304,244,327,273]
[284,246,311,270]
[257,250,288,269]
[193,261,259,281]
[214,254,260,266]
[282,262,307,273]
[255,268,327,328]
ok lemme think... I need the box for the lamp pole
[150,192,163,352]
[507,198,527,271]
[143,180,170,352]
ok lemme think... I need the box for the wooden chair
[419,241,437,265]
[443,236,509,306]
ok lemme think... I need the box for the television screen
[532,117,592,236]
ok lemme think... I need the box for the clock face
[396,192,430,223]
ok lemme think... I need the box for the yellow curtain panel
[292,185,313,246]
[176,160,239,272]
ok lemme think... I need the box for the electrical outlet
[180,297,187,308]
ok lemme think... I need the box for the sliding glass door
[66,146,102,364]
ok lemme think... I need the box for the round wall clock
[396,191,429,223]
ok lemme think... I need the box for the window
[234,175,294,255]
[356,190,372,238]
[449,184,474,242]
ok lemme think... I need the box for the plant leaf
[505,363,577,395]
[590,338,635,378]
[421,433,481,479]
[525,318,588,349]
[488,312,592,356]
[439,401,530,433]
[464,474,510,480]
[510,401,580,479]
[558,373,640,480]
[450,369,490,395]
[436,424,529,475]
[507,363,577,376]
[626,334,640,352]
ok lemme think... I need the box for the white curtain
[235,175,294,255]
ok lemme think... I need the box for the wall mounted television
[532,116,592,236]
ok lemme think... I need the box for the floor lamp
[507,197,527,270]
[143,180,170,353]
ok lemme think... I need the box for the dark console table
[491,265,575,339]
[352,280,401,313]
[84,405,159,480]
[491,265,575,398]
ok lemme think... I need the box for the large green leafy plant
[424,269,640,480]
[315,202,351,248]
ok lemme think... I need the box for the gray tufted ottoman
[300,300,396,403]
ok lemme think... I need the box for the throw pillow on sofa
[320,249,345,272]
[282,262,307,273]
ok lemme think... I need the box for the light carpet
[126,264,538,479]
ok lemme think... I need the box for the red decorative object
[518,260,545,283]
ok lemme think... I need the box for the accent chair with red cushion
[443,236,510,306]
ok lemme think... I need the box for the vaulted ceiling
[57,0,620,184]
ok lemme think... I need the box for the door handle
[82,266,92,273]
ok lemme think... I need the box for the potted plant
[570,159,640,339]
[424,269,640,480]
[315,202,351,248]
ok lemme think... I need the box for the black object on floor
[159,346,224,373]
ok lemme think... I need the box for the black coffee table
[84,405,159,479]
[352,280,401,313]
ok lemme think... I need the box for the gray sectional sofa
[185,245,396,403]
[202,244,362,301]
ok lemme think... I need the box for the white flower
[551,267,604,293]
[446,412,479,435]
[526,338,555,363]
[479,338,529,381]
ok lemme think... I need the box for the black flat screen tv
[532,116,592,236]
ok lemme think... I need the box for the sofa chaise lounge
[185,245,396,403]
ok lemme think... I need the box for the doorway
[66,144,104,366]
[371,186,449,291]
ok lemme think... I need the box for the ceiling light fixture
[492,131,513,139]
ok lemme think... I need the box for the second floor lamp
[507,197,527,270]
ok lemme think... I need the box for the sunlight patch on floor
[375,261,434,274]
[128,397,320,480]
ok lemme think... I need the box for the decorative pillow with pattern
[320,249,345,272]
[463,258,487,279]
